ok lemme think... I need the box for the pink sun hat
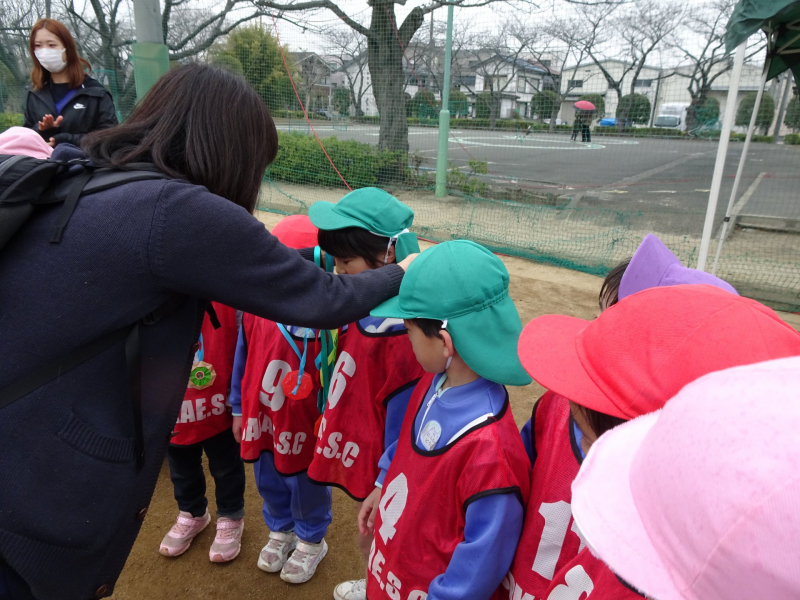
[571,355,800,600]
[0,126,53,160]
[619,233,737,300]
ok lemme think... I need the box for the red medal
[282,370,313,401]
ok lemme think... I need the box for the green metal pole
[132,0,170,101]
[434,1,454,198]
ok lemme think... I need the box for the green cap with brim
[371,240,532,386]
[308,187,420,261]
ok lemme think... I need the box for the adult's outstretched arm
[150,181,404,330]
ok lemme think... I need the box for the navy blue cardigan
[0,145,404,600]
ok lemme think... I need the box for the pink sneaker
[159,511,210,557]
[209,517,244,563]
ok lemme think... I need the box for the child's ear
[440,330,455,359]
[385,245,397,264]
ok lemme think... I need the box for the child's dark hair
[598,258,631,311]
[317,226,393,269]
[574,404,627,438]
[408,318,444,339]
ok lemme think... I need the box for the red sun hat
[518,284,800,419]
[270,214,319,250]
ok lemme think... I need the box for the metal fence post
[434,1,454,198]
[131,0,170,101]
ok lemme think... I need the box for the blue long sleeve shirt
[377,375,524,600]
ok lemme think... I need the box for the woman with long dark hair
[23,19,117,147]
[0,64,411,600]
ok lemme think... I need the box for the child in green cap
[353,240,532,600]
[306,188,427,600]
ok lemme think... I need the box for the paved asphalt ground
[276,122,800,236]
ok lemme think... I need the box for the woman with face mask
[23,19,118,148]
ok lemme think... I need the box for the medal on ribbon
[189,360,216,389]
[277,324,313,401]
[282,370,313,400]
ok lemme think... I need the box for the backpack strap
[50,166,93,243]
[205,303,221,330]
[49,166,172,244]
[0,294,186,469]
[125,294,187,467]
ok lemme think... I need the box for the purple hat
[619,234,737,300]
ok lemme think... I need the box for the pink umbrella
[574,100,595,111]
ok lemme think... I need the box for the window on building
[541,59,551,68]
[635,79,653,88]
[457,75,476,87]
[568,79,583,88]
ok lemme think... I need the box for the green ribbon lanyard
[316,246,338,414]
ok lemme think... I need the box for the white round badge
[420,420,442,451]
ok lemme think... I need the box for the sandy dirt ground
[112,211,798,600]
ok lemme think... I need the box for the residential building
[288,52,335,112]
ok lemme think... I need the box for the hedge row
[278,111,331,120]
[593,126,686,137]
[0,113,24,132]
[269,132,404,188]
[354,115,574,131]
[784,133,800,145]
[729,132,774,143]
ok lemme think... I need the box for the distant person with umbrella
[570,116,580,141]
[574,100,595,143]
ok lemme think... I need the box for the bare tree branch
[254,0,370,37]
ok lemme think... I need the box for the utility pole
[434,2,454,198]
[45,0,51,19]
[772,71,791,143]
[131,0,170,100]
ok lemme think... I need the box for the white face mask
[35,48,67,73]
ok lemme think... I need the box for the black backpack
[0,155,181,468]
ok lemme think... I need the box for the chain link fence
[2,2,798,311]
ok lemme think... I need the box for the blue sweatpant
[253,453,332,544]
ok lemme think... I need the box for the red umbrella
[574,100,595,111]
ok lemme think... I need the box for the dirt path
[113,211,796,599]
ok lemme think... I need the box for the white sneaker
[257,530,297,573]
[280,538,328,584]
[333,578,367,600]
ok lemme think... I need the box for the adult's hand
[47,137,56,148]
[398,253,419,272]
[38,114,63,131]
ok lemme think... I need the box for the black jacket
[23,77,118,147]
[0,145,403,600]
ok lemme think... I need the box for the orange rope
[272,15,353,191]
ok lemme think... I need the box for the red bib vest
[501,392,586,600]
[367,373,531,600]
[542,548,646,600]
[307,321,425,500]
[238,314,324,474]
[171,303,238,446]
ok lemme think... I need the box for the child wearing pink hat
[501,285,800,600]
[228,215,335,584]
[0,126,53,159]
[571,355,800,600]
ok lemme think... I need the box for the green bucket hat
[308,187,420,261]
[371,240,532,386]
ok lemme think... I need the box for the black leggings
[167,428,245,520]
